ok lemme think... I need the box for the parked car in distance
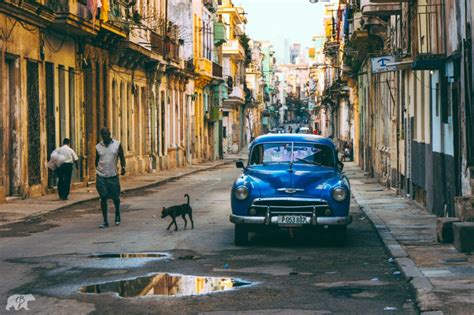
[230,134,351,245]
[268,127,286,134]
[297,126,311,134]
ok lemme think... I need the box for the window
[249,143,336,168]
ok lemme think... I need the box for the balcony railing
[412,3,446,70]
[166,40,180,62]
[150,31,165,56]
[416,4,446,56]
[212,62,223,78]
[204,0,217,13]
[360,0,401,17]
[223,39,245,59]
[196,58,213,77]
[47,0,89,20]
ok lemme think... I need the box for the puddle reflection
[89,253,169,259]
[81,273,252,297]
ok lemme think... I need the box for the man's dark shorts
[96,175,121,200]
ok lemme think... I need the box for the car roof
[251,134,336,148]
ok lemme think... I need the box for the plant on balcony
[45,0,63,11]
[132,10,142,24]
[239,33,252,67]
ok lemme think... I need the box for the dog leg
[182,215,187,229]
[189,213,194,229]
[167,220,174,230]
[173,217,178,231]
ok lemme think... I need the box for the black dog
[161,194,194,231]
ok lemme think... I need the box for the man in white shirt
[95,127,126,228]
[56,138,79,200]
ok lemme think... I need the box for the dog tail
[184,194,190,205]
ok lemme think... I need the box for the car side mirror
[236,160,245,169]
[337,161,344,171]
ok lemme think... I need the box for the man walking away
[95,127,126,228]
[56,138,79,200]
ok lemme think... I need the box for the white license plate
[277,215,310,225]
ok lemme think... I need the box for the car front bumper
[230,214,353,226]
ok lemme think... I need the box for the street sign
[371,56,397,74]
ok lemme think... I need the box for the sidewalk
[0,153,244,227]
[346,163,474,315]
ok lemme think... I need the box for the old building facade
[0,0,237,202]
[313,0,474,220]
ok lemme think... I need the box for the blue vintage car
[230,134,352,245]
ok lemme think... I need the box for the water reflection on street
[81,273,252,297]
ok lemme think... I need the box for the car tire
[331,226,347,246]
[234,224,248,246]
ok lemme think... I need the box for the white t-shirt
[96,140,121,177]
[57,145,79,164]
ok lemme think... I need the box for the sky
[235,0,327,64]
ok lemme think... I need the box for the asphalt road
[0,164,416,314]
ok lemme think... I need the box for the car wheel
[331,226,347,246]
[234,224,248,246]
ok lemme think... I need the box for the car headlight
[332,187,347,202]
[234,186,249,200]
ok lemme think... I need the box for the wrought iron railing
[416,3,446,57]
[212,62,223,78]
[150,31,165,55]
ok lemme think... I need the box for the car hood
[246,164,340,198]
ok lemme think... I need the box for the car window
[249,142,336,167]
[293,143,336,167]
[250,143,292,165]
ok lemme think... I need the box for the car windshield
[249,142,336,167]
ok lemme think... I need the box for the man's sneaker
[99,222,109,228]
[115,220,121,226]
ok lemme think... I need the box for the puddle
[89,253,169,259]
[81,273,252,297]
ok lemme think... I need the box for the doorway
[5,57,20,196]
[46,62,56,188]
[27,61,41,186]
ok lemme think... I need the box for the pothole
[80,273,253,297]
[89,253,170,259]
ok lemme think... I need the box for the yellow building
[192,0,226,162]
[217,0,247,153]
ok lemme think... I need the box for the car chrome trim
[317,216,353,225]
[230,214,266,224]
[230,214,352,226]
[277,188,305,194]
[253,197,327,203]
[251,205,327,209]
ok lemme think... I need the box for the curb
[351,190,443,315]
[5,159,235,226]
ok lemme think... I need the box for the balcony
[223,39,245,60]
[150,31,165,56]
[212,62,223,78]
[412,3,446,70]
[196,58,213,78]
[360,0,401,17]
[46,0,97,35]
[166,40,180,63]
[203,0,217,13]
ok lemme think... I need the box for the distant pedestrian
[288,126,293,133]
[95,127,126,228]
[55,138,79,200]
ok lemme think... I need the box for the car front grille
[250,198,329,216]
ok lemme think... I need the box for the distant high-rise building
[283,38,290,64]
[290,43,301,64]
